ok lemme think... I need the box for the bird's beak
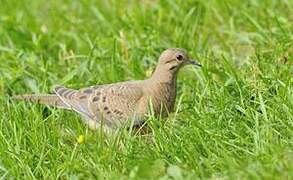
[186,59,202,67]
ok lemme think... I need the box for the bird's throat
[150,66,178,83]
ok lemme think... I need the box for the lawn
[0,0,292,179]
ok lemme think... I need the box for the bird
[13,48,201,132]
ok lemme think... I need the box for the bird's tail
[12,94,70,109]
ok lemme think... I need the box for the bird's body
[14,48,201,131]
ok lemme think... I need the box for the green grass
[0,0,292,179]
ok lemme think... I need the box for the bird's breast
[146,82,177,116]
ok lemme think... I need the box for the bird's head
[151,48,201,81]
[158,48,201,70]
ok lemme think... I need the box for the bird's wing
[87,83,144,128]
[54,83,144,128]
[54,86,94,119]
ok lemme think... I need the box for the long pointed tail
[13,94,70,109]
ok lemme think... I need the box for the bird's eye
[176,54,183,61]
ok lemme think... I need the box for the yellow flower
[77,135,85,144]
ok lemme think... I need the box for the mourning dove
[13,48,201,131]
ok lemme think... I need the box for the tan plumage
[13,48,201,131]
[13,94,69,109]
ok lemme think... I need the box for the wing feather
[88,83,143,128]
[54,86,94,119]
[54,83,144,128]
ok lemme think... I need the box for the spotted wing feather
[88,84,143,128]
[54,86,94,119]
[54,84,144,129]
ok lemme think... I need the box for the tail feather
[13,94,70,109]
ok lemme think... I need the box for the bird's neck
[150,66,178,84]
[146,66,178,116]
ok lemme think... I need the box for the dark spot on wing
[106,111,111,114]
[92,96,100,102]
[96,91,101,96]
[102,96,106,102]
[114,109,123,115]
[83,88,93,94]
[79,95,87,99]
[104,107,108,111]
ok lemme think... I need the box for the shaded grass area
[0,0,292,179]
